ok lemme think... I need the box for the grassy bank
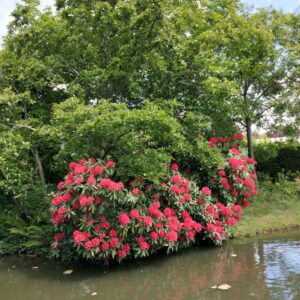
[233,180,300,238]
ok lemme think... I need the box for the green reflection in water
[0,231,299,300]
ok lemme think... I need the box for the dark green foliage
[255,142,300,181]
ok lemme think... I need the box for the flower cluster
[50,134,256,264]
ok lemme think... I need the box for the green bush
[254,141,300,181]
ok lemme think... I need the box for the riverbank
[232,180,300,238]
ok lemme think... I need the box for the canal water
[1,231,300,300]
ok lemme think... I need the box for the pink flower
[206,224,215,232]
[231,148,242,156]
[132,188,140,196]
[184,193,192,201]
[75,177,84,184]
[118,212,130,226]
[171,175,183,185]
[94,165,104,175]
[232,133,244,140]
[163,207,172,217]
[102,221,110,230]
[130,209,140,219]
[101,242,110,251]
[232,205,242,213]
[84,240,93,251]
[105,160,115,168]
[54,233,65,241]
[57,181,65,190]
[140,241,150,251]
[227,218,237,226]
[231,190,238,197]
[149,231,159,240]
[123,243,131,253]
[218,170,226,177]
[192,222,202,232]
[243,200,251,207]
[69,162,77,170]
[166,231,178,242]
[109,228,118,237]
[87,176,96,185]
[171,163,179,171]
[143,216,153,227]
[228,158,244,169]
[109,237,119,248]
[73,230,88,244]
[91,237,100,247]
[117,249,127,259]
[244,191,251,198]
[201,187,211,195]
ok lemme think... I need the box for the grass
[232,179,300,238]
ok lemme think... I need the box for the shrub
[50,135,257,264]
[254,141,300,181]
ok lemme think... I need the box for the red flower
[57,181,65,190]
[171,163,179,171]
[132,188,140,196]
[130,209,140,219]
[201,187,211,195]
[123,243,131,253]
[118,212,130,226]
[117,249,127,259]
[149,231,159,240]
[232,133,244,140]
[231,190,238,197]
[109,237,119,248]
[102,221,110,230]
[140,241,150,251]
[73,230,89,244]
[94,165,104,175]
[75,177,84,184]
[231,148,242,156]
[243,200,251,207]
[105,160,115,168]
[227,218,237,226]
[206,224,215,232]
[228,158,243,169]
[183,193,192,201]
[143,216,153,227]
[163,207,172,217]
[84,240,93,251]
[244,191,251,198]
[87,176,96,185]
[101,242,110,251]
[91,237,100,247]
[218,170,226,177]
[54,233,65,241]
[166,231,178,242]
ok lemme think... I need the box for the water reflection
[0,231,299,300]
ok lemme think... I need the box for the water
[1,231,300,300]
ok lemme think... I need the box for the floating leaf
[211,285,217,289]
[91,292,98,296]
[32,266,39,269]
[231,254,237,257]
[63,269,73,275]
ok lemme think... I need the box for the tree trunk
[33,148,46,193]
[245,117,259,185]
[245,117,254,159]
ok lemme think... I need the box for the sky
[0,0,299,42]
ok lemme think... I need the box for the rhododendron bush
[50,134,257,263]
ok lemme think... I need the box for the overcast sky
[0,0,299,42]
